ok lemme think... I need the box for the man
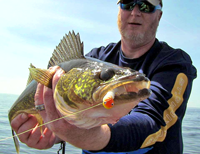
[11,0,197,153]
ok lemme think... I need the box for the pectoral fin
[34,114,44,136]
[29,67,56,88]
[26,64,36,86]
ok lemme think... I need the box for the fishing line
[0,102,102,142]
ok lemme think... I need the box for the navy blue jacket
[82,39,197,154]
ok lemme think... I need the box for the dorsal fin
[48,31,84,68]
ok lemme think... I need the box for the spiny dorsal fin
[26,63,36,86]
[48,31,84,68]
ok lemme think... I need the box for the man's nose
[131,5,141,16]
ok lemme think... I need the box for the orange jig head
[103,91,115,109]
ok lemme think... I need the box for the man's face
[118,2,162,45]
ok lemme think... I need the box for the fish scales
[8,31,151,154]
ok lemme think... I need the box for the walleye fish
[8,31,151,154]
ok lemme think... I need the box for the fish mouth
[92,73,151,103]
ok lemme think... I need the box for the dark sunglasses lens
[120,1,156,13]
[120,2,135,11]
[138,1,155,13]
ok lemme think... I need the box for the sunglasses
[119,1,162,13]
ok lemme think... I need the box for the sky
[0,0,199,108]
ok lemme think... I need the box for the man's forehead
[117,0,160,6]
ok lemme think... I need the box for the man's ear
[158,11,163,21]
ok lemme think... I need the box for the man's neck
[121,38,156,59]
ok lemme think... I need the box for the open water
[0,93,199,154]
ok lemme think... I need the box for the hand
[34,67,69,139]
[10,113,56,149]
[10,66,63,150]
[34,67,111,151]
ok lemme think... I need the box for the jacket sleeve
[86,45,197,152]
[99,51,197,152]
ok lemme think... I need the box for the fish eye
[100,69,115,81]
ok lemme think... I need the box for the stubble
[117,10,159,46]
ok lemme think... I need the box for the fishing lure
[103,91,115,109]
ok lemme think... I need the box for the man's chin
[122,32,144,43]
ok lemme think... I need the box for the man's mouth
[129,23,142,25]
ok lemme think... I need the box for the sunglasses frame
[119,1,162,13]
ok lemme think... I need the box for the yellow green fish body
[8,31,151,153]
[50,58,151,128]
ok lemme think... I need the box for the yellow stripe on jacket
[141,73,188,148]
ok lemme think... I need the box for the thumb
[52,68,65,91]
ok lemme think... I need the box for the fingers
[52,68,65,90]
[34,67,64,126]
[11,113,29,133]
[10,66,64,151]
[27,126,55,149]
[11,113,39,144]
[34,83,55,122]
[18,116,39,144]
[34,83,47,119]
[44,68,65,121]
[43,85,59,121]
[37,127,56,149]
[11,113,56,149]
